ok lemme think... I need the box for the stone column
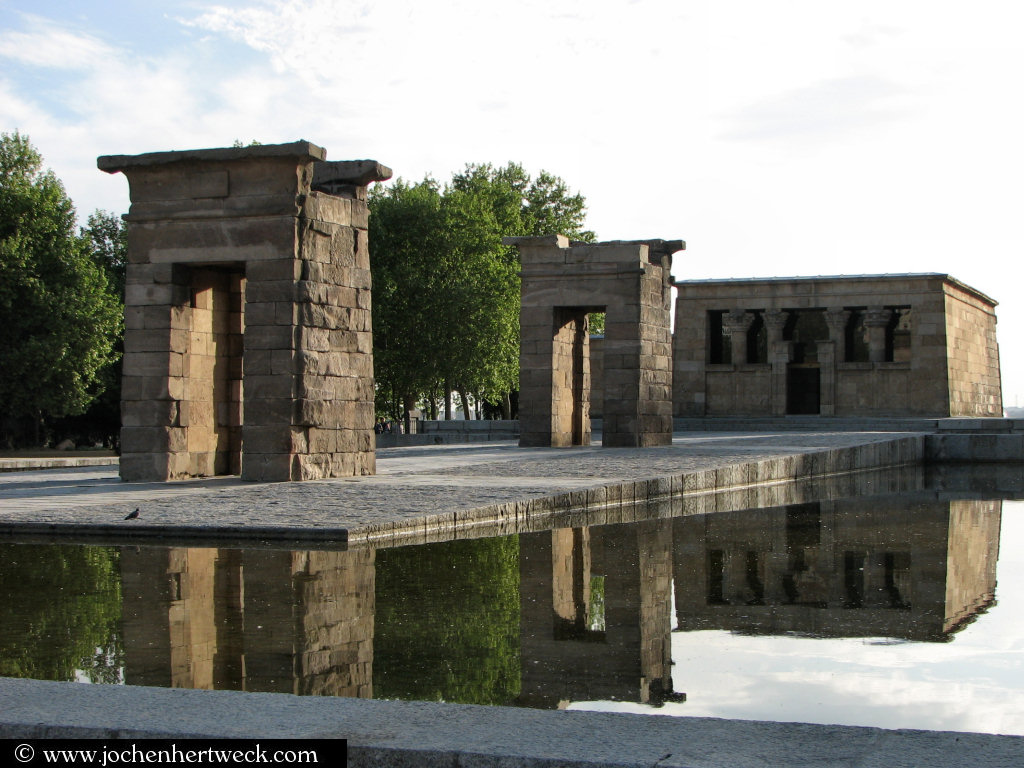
[722,310,755,365]
[764,310,790,416]
[518,303,561,446]
[821,309,849,416]
[817,341,836,415]
[824,309,851,364]
[863,308,893,363]
[764,309,788,347]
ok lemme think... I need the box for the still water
[1,474,1021,736]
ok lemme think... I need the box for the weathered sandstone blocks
[507,234,684,449]
[100,142,391,482]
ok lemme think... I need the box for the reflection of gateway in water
[517,520,680,709]
[116,491,1001,706]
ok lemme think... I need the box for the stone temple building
[672,273,1002,418]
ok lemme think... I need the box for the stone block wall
[673,274,1001,419]
[944,282,1002,416]
[100,143,390,482]
[589,335,604,418]
[705,366,771,415]
[183,270,244,476]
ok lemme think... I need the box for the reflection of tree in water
[373,536,520,705]
[0,543,123,683]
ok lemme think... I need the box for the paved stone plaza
[0,431,922,543]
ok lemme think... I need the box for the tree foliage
[369,162,593,420]
[48,211,127,449]
[0,132,123,447]
[369,178,448,410]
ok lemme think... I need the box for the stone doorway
[552,308,602,447]
[786,365,820,414]
[184,267,244,476]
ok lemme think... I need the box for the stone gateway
[99,141,391,482]
[507,235,684,448]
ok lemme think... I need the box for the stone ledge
[0,677,1019,767]
[673,416,1024,434]
[926,433,1024,462]
[0,456,118,472]
[354,436,926,547]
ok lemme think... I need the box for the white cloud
[0,14,116,70]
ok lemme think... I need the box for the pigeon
[124,508,140,520]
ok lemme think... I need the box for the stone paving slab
[0,432,919,543]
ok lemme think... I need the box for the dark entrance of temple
[786,365,820,414]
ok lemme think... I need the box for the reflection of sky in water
[571,501,1024,735]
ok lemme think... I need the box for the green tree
[50,210,127,449]
[369,178,448,420]
[83,210,127,298]
[0,132,122,447]
[450,163,593,243]
[369,162,593,422]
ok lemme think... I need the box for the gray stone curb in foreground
[1,677,1020,767]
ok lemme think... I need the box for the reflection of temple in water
[672,497,1001,642]
[114,492,1002,704]
[120,548,375,695]
[517,519,679,708]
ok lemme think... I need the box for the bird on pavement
[124,508,140,520]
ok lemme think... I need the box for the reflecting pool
[0,467,1021,735]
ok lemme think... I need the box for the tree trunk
[458,388,472,419]
[502,391,512,420]
[402,393,417,434]
[444,382,453,420]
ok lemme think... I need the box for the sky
[2,0,1022,405]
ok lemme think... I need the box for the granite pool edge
[347,434,927,547]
